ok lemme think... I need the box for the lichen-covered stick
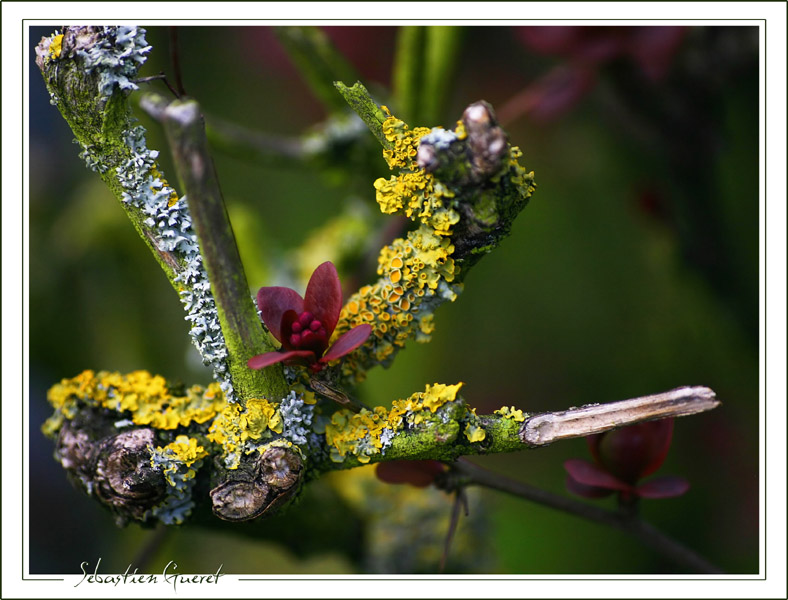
[35,27,249,404]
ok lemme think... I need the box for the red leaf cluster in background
[376,460,447,488]
[499,26,687,124]
[564,418,690,501]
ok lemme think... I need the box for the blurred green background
[29,25,759,574]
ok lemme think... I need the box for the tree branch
[334,81,391,150]
[142,93,289,402]
[314,385,720,472]
[38,29,724,574]
[328,89,536,384]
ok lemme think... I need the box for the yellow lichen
[333,226,461,381]
[494,406,526,422]
[255,438,295,456]
[207,397,283,467]
[42,370,227,437]
[373,112,460,236]
[325,405,391,463]
[158,435,208,467]
[332,108,512,383]
[380,107,432,171]
[49,34,64,59]
[151,435,208,486]
[464,408,486,443]
[149,165,179,207]
[325,382,464,463]
[454,119,467,140]
[422,382,464,412]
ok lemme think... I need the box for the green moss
[212,289,289,403]
[470,190,499,227]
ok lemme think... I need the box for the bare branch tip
[520,385,721,447]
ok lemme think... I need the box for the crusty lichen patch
[149,435,208,524]
[334,227,460,380]
[331,106,535,384]
[494,405,526,422]
[374,108,461,236]
[207,397,283,469]
[43,370,317,472]
[42,370,226,436]
[325,382,471,464]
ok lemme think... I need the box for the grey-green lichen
[37,26,237,402]
[206,390,316,470]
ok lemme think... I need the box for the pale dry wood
[520,386,719,446]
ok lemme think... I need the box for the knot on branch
[93,428,167,520]
[210,445,304,521]
[417,101,508,185]
[55,419,167,525]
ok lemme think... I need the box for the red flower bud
[247,262,371,373]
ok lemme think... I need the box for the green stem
[334,81,391,150]
[154,96,289,401]
[314,411,528,473]
[392,26,462,126]
[392,25,425,124]
[421,26,463,125]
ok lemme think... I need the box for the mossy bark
[37,32,182,284]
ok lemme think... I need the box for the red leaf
[565,474,616,499]
[497,65,596,125]
[257,286,304,342]
[376,460,445,487]
[321,324,372,364]
[304,261,343,337]
[563,459,632,492]
[636,476,690,499]
[592,418,675,483]
[247,350,315,370]
[638,419,675,478]
[626,26,687,82]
